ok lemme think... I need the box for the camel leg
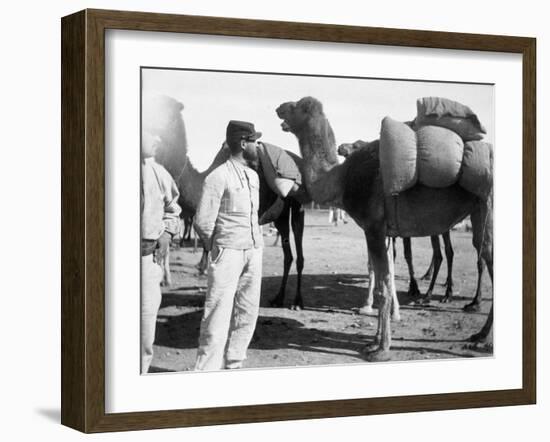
[359,241,375,315]
[184,219,192,242]
[361,228,393,362]
[180,220,187,247]
[387,238,401,322]
[420,257,434,281]
[419,235,443,304]
[468,196,494,342]
[193,229,199,253]
[196,248,208,275]
[290,202,305,310]
[464,258,484,312]
[440,231,455,303]
[270,204,293,308]
[403,237,421,300]
[470,256,493,343]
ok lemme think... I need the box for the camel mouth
[280,121,291,132]
[337,144,350,156]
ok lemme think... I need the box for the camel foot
[362,348,392,363]
[358,306,374,315]
[290,304,302,311]
[407,285,421,300]
[463,302,481,313]
[440,287,453,303]
[391,312,401,322]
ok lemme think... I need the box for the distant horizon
[142,67,494,171]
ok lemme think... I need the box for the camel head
[276,96,325,135]
[142,95,188,178]
[336,140,367,158]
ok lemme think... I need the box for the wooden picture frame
[61,8,536,433]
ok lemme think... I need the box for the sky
[142,68,494,171]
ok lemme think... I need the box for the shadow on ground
[155,274,489,362]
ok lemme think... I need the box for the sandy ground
[150,209,492,373]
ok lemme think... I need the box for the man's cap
[226,120,262,143]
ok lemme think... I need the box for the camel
[340,140,488,313]
[143,95,307,309]
[338,140,491,311]
[178,207,194,245]
[338,139,456,305]
[277,96,493,362]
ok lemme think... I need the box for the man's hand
[156,231,172,264]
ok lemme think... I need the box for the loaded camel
[338,139,487,312]
[277,96,493,362]
[143,95,307,309]
[338,139,456,307]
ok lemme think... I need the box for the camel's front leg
[387,238,401,321]
[440,231,455,303]
[358,243,375,315]
[360,240,400,321]
[361,230,393,362]
[290,203,305,310]
[270,204,293,308]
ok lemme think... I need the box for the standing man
[141,130,181,374]
[194,120,264,371]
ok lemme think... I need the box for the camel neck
[297,119,344,206]
[177,159,203,208]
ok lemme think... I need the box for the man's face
[141,131,160,158]
[242,138,259,166]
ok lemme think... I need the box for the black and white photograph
[5,0,543,439]
[140,67,494,374]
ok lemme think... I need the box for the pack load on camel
[413,96,487,141]
[257,142,309,204]
[379,97,493,237]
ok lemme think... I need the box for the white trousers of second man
[141,254,163,374]
[195,247,263,371]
